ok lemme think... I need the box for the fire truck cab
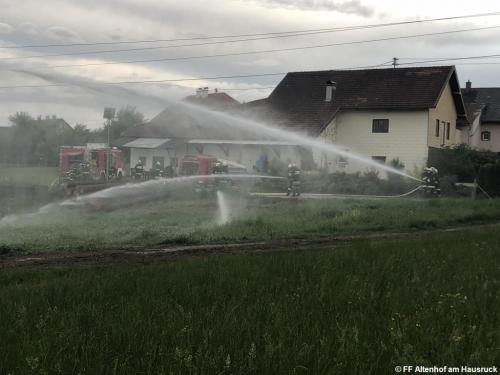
[177,154,217,176]
[60,144,125,181]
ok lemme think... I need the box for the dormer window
[481,131,491,141]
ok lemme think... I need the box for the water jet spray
[177,100,423,182]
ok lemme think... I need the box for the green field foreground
[0,166,59,186]
[2,197,500,253]
[1,227,499,374]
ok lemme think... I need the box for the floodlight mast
[103,107,116,181]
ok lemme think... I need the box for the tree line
[0,106,144,166]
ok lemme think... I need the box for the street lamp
[103,107,116,181]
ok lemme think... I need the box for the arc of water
[178,101,423,182]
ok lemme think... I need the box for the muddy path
[2,222,497,269]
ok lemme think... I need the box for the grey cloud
[19,22,38,36]
[248,0,374,16]
[0,22,14,34]
[0,67,170,127]
[44,26,81,41]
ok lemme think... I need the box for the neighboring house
[36,115,73,131]
[242,66,468,173]
[118,91,303,171]
[184,87,240,111]
[460,81,500,152]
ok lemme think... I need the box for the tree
[8,112,44,165]
[109,105,145,141]
[3,106,146,166]
[430,144,500,197]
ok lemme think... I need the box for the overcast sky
[1,0,500,128]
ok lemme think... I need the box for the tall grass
[0,227,498,374]
[0,166,58,186]
[1,197,500,253]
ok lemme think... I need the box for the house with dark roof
[242,66,468,173]
[184,88,240,111]
[119,90,303,171]
[461,81,500,152]
[36,115,73,131]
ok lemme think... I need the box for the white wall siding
[129,142,304,173]
[474,124,500,152]
[316,110,429,174]
[129,142,185,169]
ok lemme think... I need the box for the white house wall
[428,83,458,149]
[316,110,429,174]
[186,143,302,170]
[475,124,500,152]
[130,142,195,170]
[130,142,303,172]
[456,114,500,152]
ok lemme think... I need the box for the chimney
[465,80,472,93]
[325,80,336,102]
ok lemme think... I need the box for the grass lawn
[0,166,59,186]
[1,195,500,254]
[0,227,498,374]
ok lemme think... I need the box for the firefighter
[286,163,301,196]
[134,160,144,180]
[152,161,163,178]
[212,160,230,189]
[213,160,225,174]
[422,166,440,197]
[66,163,79,182]
[79,161,91,181]
[164,164,174,178]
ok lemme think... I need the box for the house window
[372,119,389,133]
[372,156,386,164]
[435,119,440,137]
[481,131,491,141]
[446,123,450,140]
[336,154,348,167]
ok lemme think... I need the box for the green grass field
[1,227,498,374]
[1,195,500,254]
[0,166,59,186]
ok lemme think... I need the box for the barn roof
[122,138,171,149]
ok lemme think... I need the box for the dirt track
[2,223,494,269]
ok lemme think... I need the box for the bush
[302,170,417,196]
[429,145,500,197]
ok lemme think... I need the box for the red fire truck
[177,154,217,176]
[54,144,125,196]
[60,145,125,180]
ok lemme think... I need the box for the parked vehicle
[55,144,126,196]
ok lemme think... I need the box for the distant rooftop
[462,84,500,124]
[35,116,72,130]
[183,89,240,111]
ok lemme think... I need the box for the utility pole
[392,57,399,68]
[103,107,116,182]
